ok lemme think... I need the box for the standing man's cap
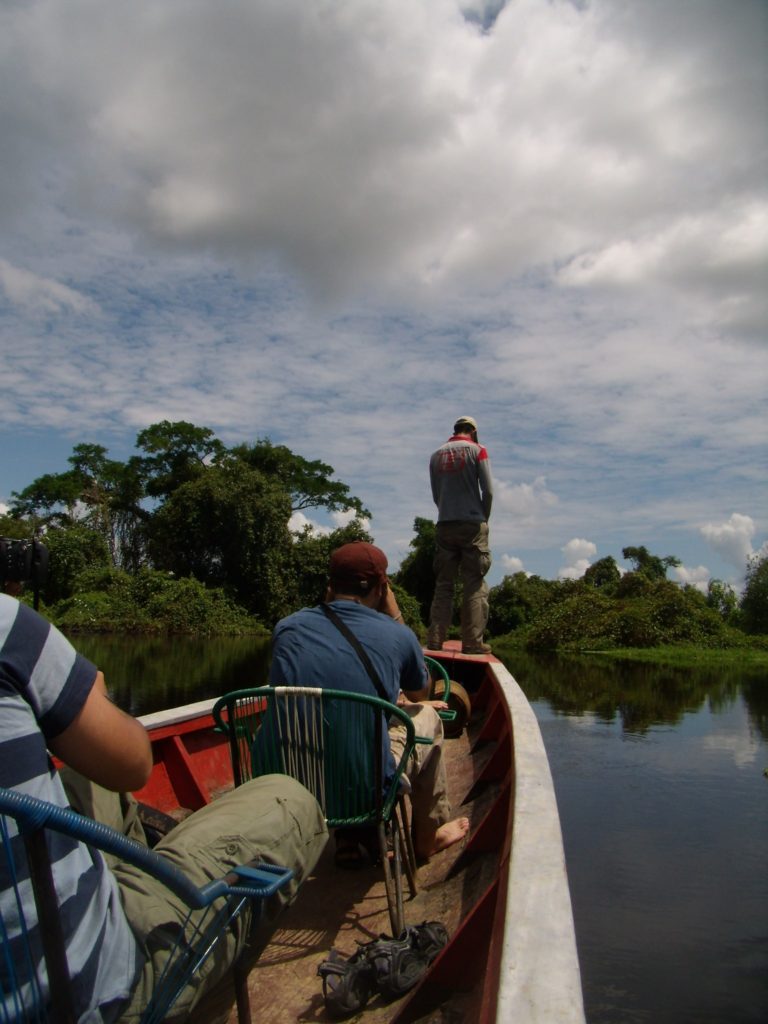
[329,542,388,592]
[453,416,478,433]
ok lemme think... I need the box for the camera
[0,538,49,600]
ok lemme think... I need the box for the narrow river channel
[77,635,768,1023]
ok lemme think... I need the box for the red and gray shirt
[429,434,493,523]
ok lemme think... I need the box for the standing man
[427,416,493,655]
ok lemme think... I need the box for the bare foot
[419,817,470,860]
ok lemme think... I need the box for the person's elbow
[403,686,430,703]
[113,718,153,790]
[125,729,153,789]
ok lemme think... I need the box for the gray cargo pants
[427,520,491,648]
[61,770,327,1024]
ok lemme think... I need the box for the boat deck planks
[229,712,503,1024]
[134,645,584,1023]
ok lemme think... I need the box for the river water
[76,635,768,1023]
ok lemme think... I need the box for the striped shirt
[0,595,140,1022]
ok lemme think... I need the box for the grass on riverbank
[492,639,768,669]
[582,646,768,668]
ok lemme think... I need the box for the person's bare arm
[402,681,432,702]
[376,581,405,623]
[49,671,153,791]
[375,583,431,701]
[401,642,430,703]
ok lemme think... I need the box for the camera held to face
[0,538,49,607]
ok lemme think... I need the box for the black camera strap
[319,602,389,705]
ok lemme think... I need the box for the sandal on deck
[317,947,376,1018]
[361,921,449,1000]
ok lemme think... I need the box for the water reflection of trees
[501,651,768,740]
[67,636,768,742]
[74,634,272,716]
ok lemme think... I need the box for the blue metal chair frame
[0,786,292,1024]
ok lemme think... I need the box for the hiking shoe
[425,634,445,650]
[461,642,492,655]
[317,947,376,1018]
[362,921,449,1000]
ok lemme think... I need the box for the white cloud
[672,564,711,594]
[558,538,597,580]
[287,508,369,538]
[0,0,764,309]
[500,554,526,575]
[0,259,98,316]
[287,511,329,537]
[700,514,766,574]
[493,476,559,522]
[331,509,370,531]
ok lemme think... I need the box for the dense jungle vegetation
[2,421,766,653]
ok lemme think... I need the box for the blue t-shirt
[0,595,140,1023]
[270,601,426,699]
[269,601,427,780]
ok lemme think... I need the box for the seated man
[269,541,469,865]
[0,577,328,1024]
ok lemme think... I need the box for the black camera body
[0,538,49,592]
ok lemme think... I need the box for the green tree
[390,582,425,637]
[488,572,562,636]
[230,439,369,518]
[291,520,372,611]
[622,545,681,580]
[11,444,146,568]
[134,421,226,499]
[11,471,83,526]
[8,422,371,624]
[741,554,768,634]
[42,524,111,604]
[584,556,621,590]
[706,578,738,623]
[0,514,36,540]
[392,518,437,623]
[50,566,255,635]
[148,462,297,624]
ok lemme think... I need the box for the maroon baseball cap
[329,542,388,592]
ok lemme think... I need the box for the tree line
[3,421,372,632]
[3,422,766,647]
[395,520,767,650]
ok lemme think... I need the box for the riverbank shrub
[487,572,567,635]
[49,567,260,636]
[42,525,111,603]
[507,576,739,651]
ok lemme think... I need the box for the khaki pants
[428,520,491,648]
[61,771,328,1024]
[388,704,451,858]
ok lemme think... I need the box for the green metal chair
[424,656,455,720]
[0,786,292,1024]
[213,686,429,936]
[423,656,470,738]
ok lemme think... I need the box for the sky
[0,0,766,593]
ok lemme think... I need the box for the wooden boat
[133,643,585,1023]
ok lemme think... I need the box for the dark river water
[76,635,768,1024]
